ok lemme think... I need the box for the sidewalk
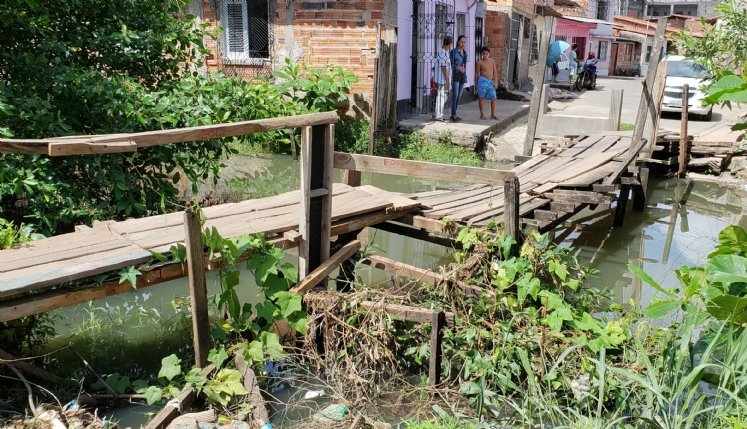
[399,98,530,149]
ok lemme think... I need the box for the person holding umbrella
[546,40,570,83]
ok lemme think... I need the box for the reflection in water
[556,178,747,313]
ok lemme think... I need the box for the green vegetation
[677,0,747,136]
[619,122,636,131]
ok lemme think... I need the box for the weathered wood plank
[291,240,361,294]
[184,209,210,368]
[547,190,612,205]
[333,152,515,185]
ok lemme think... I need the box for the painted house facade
[611,15,679,76]
[554,0,615,77]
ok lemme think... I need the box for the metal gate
[214,0,274,81]
[408,0,455,117]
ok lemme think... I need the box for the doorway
[609,43,619,76]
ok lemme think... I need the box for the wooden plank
[592,184,617,193]
[679,83,689,177]
[534,151,619,184]
[48,141,137,156]
[517,157,570,184]
[374,221,459,249]
[547,190,611,205]
[298,125,313,279]
[642,61,669,157]
[358,301,454,328]
[144,365,215,429]
[234,355,270,426]
[603,136,634,155]
[67,112,340,149]
[466,195,535,225]
[423,187,504,214]
[184,209,210,368]
[533,210,557,221]
[558,135,606,158]
[429,310,444,386]
[528,182,558,195]
[320,123,334,262]
[363,254,487,300]
[560,161,620,187]
[333,152,515,185]
[614,185,631,226]
[396,214,461,235]
[291,240,361,294]
[630,17,667,153]
[340,169,361,187]
[523,16,555,156]
[504,176,521,256]
[357,185,423,212]
[603,138,648,185]
[575,136,622,159]
[510,154,551,176]
[0,246,153,298]
[551,202,578,213]
[416,185,493,208]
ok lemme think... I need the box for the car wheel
[703,108,713,121]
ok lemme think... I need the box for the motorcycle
[575,63,596,91]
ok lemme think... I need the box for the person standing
[568,43,582,84]
[449,35,468,122]
[475,46,499,120]
[433,36,453,122]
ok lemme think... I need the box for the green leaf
[627,264,674,298]
[131,380,149,394]
[105,372,130,394]
[215,369,248,396]
[706,294,747,324]
[118,266,141,288]
[517,275,541,305]
[538,290,564,311]
[705,254,747,287]
[261,332,286,359]
[208,347,229,368]
[241,340,264,364]
[707,75,744,95]
[145,386,163,405]
[275,291,302,318]
[642,299,681,319]
[547,307,573,332]
[158,354,182,381]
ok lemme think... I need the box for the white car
[660,55,713,121]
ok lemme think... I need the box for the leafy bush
[334,116,371,154]
[399,132,484,167]
[273,58,359,112]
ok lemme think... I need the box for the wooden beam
[614,185,631,227]
[320,123,334,262]
[373,221,460,249]
[678,83,689,177]
[363,254,488,300]
[642,61,669,158]
[290,240,361,295]
[184,209,210,369]
[504,176,521,257]
[629,17,667,153]
[340,169,362,187]
[523,16,555,156]
[546,190,612,205]
[234,355,270,426]
[143,365,215,429]
[429,310,445,386]
[298,126,312,279]
[48,141,137,156]
[609,89,624,131]
[333,152,515,185]
[396,214,460,235]
[604,138,648,185]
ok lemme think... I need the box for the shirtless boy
[475,46,499,120]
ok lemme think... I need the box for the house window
[624,44,633,61]
[523,18,531,39]
[645,45,652,62]
[529,23,538,63]
[219,0,270,63]
[435,4,450,52]
[456,13,466,40]
[596,1,609,20]
[598,41,608,60]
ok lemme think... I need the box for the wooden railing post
[298,123,334,281]
[523,16,554,156]
[184,208,210,368]
[678,84,689,177]
[504,176,521,257]
[609,89,624,131]
[428,310,445,386]
[340,169,362,187]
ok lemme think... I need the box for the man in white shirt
[433,36,453,122]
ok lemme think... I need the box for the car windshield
[665,60,706,78]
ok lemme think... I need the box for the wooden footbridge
[0,111,652,327]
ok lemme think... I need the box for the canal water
[41,154,747,427]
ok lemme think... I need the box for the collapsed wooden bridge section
[0,110,650,325]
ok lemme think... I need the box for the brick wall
[485,10,510,83]
[555,0,592,18]
[488,0,536,16]
[199,0,384,111]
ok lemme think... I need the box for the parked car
[660,55,713,121]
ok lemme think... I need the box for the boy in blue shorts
[474,46,499,120]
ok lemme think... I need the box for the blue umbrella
[546,40,571,67]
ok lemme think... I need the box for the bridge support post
[334,229,363,292]
[184,208,211,368]
[504,176,521,256]
[614,185,631,227]
[299,124,334,281]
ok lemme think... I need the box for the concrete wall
[536,85,622,136]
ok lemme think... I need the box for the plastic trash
[259,425,272,429]
[303,389,325,400]
[38,410,67,429]
[62,401,80,413]
[311,404,348,423]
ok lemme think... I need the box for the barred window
[220,0,270,63]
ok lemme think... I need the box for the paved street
[546,76,746,139]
